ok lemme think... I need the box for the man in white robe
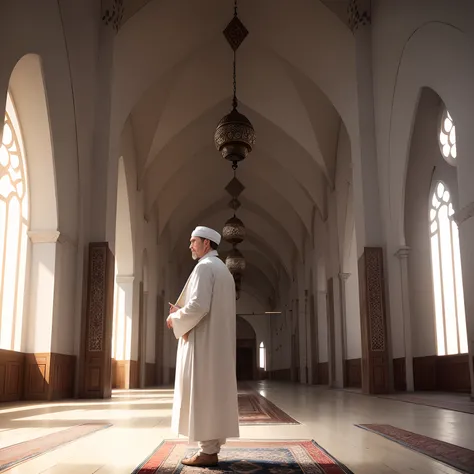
[167,226,239,467]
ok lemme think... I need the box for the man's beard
[191,251,198,260]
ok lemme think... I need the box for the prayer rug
[238,390,299,425]
[356,424,474,474]
[0,423,111,472]
[133,439,353,473]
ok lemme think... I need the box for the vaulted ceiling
[112,0,357,310]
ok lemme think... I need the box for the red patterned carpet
[0,423,111,472]
[133,440,353,473]
[238,389,299,425]
[357,424,474,474]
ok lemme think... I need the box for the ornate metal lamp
[214,0,256,171]
[217,0,255,300]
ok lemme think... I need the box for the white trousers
[198,438,226,455]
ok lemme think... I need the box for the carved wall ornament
[102,0,124,33]
[347,0,371,32]
[365,248,385,352]
[88,246,107,352]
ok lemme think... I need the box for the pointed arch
[0,92,29,350]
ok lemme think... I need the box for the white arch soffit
[8,54,58,231]
[141,38,329,177]
[165,188,302,263]
[176,238,281,292]
[115,157,134,275]
[237,292,272,315]
[158,163,309,249]
[144,106,325,216]
[174,217,293,279]
[389,22,473,245]
[112,0,357,161]
[241,264,276,300]
[176,207,295,273]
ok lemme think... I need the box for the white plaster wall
[372,1,474,359]
[120,120,160,367]
[51,240,77,354]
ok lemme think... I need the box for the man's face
[189,237,209,260]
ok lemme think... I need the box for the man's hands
[166,303,180,329]
[167,303,189,342]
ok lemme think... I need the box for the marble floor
[0,381,473,473]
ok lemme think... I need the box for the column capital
[116,275,135,284]
[347,0,371,33]
[395,246,411,259]
[338,272,351,281]
[453,201,474,227]
[28,229,60,244]
[101,0,124,33]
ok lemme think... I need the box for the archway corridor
[1,0,474,472]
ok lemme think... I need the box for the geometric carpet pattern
[132,439,354,473]
[238,389,299,425]
[0,423,111,472]
[356,424,474,474]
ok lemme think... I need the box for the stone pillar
[339,272,350,386]
[79,243,114,398]
[395,246,414,391]
[348,0,390,394]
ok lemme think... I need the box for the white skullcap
[191,226,221,245]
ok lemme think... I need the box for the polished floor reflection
[0,382,472,473]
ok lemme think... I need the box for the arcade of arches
[1,0,474,472]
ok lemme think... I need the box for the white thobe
[170,250,240,442]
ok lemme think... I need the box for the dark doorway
[236,316,257,381]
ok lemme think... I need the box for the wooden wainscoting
[112,359,138,389]
[268,369,291,381]
[24,353,76,401]
[345,359,362,388]
[145,363,156,387]
[317,362,329,385]
[1,351,75,402]
[413,354,470,392]
[393,357,407,391]
[0,349,25,402]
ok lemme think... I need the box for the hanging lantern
[214,109,256,166]
[226,247,246,275]
[214,0,255,170]
[223,215,246,245]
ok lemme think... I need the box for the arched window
[259,342,266,370]
[0,92,29,351]
[439,109,457,164]
[429,182,468,355]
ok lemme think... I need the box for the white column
[339,272,350,382]
[24,230,60,353]
[395,246,414,391]
[114,275,134,363]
